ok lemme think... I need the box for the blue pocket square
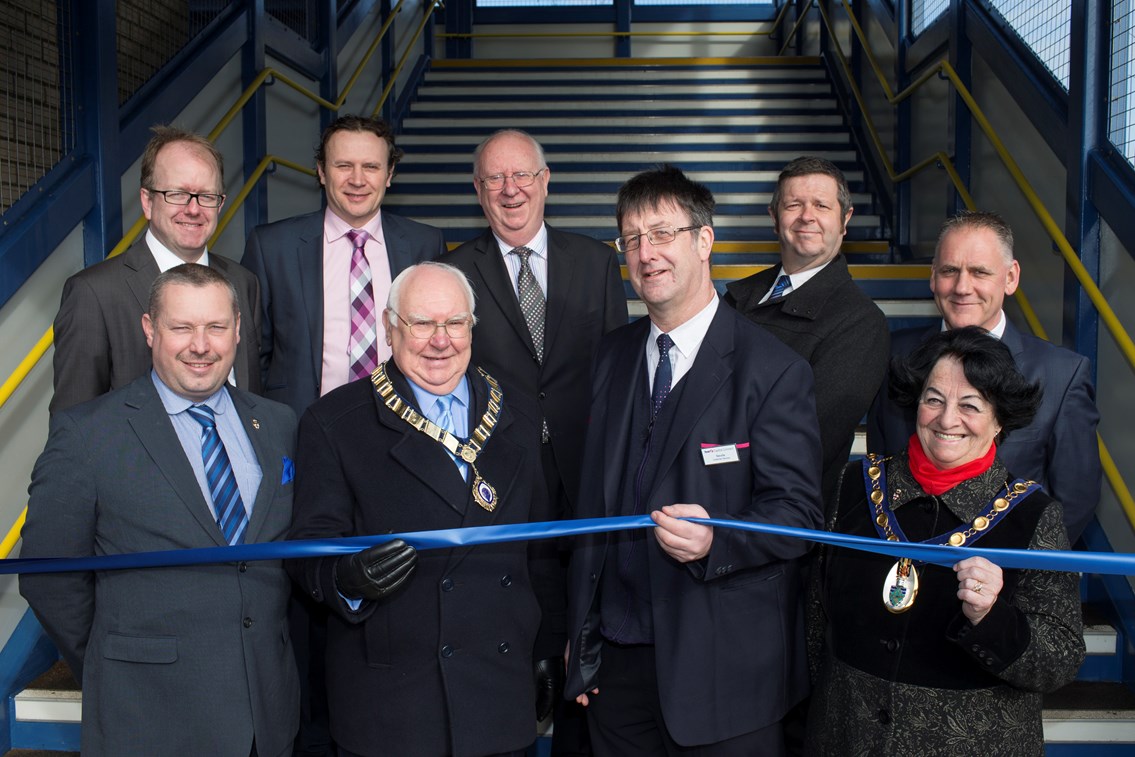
[282,456,295,485]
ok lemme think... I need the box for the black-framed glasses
[147,189,226,208]
[392,311,473,339]
[477,168,547,190]
[614,225,701,253]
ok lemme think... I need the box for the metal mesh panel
[267,0,321,44]
[910,0,949,36]
[1110,0,1135,164]
[987,0,1071,91]
[1,0,76,214]
[116,0,230,105]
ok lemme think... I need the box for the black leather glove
[533,656,565,722]
[335,540,417,602]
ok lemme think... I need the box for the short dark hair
[315,115,403,173]
[769,156,851,220]
[140,125,224,191]
[935,210,1015,264]
[148,264,239,321]
[889,326,1041,440]
[616,164,715,230]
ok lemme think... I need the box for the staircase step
[1044,682,1135,743]
[14,662,79,725]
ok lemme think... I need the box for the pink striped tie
[347,230,378,380]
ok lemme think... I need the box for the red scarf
[906,433,996,495]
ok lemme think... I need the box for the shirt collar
[493,223,548,259]
[408,374,471,417]
[146,229,209,271]
[151,369,229,416]
[940,310,1007,339]
[324,208,384,245]
[650,293,720,360]
[779,259,831,291]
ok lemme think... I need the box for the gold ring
[974,581,983,594]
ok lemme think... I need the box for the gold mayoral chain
[371,362,503,512]
[861,454,1039,614]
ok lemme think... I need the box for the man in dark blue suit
[866,211,1100,542]
[565,166,823,756]
[241,114,446,419]
[241,114,445,756]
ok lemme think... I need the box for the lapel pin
[252,419,260,430]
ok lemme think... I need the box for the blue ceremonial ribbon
[6,515,1135,576]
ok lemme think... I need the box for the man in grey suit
[51,125,261,414]
[867,210,1101,541]
[21,264,299,757]
[241,114,447,419]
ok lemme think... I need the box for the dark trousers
[541,441,593,757]
[586,642,786,757]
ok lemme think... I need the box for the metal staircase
[4,56,1133,756]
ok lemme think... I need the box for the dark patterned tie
[347,229,378,380]
[511,246,545,363]
[651,334,674,418]
[769,273,792,302]
[187,405,249,545]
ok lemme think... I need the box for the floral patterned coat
[806,452,1085,756]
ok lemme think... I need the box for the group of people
[17,115,1098,757]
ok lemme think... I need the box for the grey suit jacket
[51,238,262,414]
[865,321,1101,541]
[241,209,446,417]
[20,376,299,757]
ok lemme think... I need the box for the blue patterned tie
[187,405,249,545]
[651,334,674,418]
[769,273,792,302]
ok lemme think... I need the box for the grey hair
[387,262,479,325]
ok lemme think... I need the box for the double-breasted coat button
[498,642,510,653]
[441,645,454,658]
[243,617,253,628]
[441,577,454,592]
[500,575,512,587]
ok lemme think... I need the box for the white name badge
[701,444,740,466]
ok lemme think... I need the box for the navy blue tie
[651,334,674,418]
[769,273,792,302]
[187,405,249,545]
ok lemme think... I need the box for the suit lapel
[125,379,228,547]
[602,321,649,517]
[123,240,160,314]
[444,373,522,575]
[381,365,471,512]
[471,231,540,355]
[647,305,734,503]
[296,214,325,384]
[543,226,576,359]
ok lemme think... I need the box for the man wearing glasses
[565,165,823,756]
[447,129,626,755]
[287,261,563,757]
[51,125,262,413]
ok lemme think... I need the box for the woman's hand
[954,556,1003,625]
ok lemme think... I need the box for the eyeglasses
[147,189,226,208]
[477,168,547,190]
[392,311,473,339]
[614,225,701,253]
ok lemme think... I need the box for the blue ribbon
[6,515,1135,576]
